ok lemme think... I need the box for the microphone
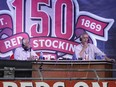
[29,47,32,52]
[29,47,32,60]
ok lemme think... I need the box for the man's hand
[83,43,88,50]
[105,57,115,62]
[79,43,88,58]
[27,56,39,60]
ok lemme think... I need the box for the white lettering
[92,82,108,87]
[20,82,33,87]
[35,82,50,87]
[33,40,39,47]
[4,36,23,49]
[17,36,23,44]
[65,43,69,50]
[32,39,77,53]
[1,81,110,87]
[52,40,58,48]
[69,44,76,51]
[59,41,65,49]
[0,18,4,25]
[3,82,18,87]
[4,40,11,49]
[74,82,89,87]
[45,39,52,47]
[53,82,65,87]
[11,38,17,46]
[39,39,45,47]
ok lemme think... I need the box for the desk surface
[32,60,113,65]
[0,60,113,65]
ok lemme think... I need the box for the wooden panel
[32,61,113,79]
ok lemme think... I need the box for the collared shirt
[74,43,105,60]
[14,47,38,60]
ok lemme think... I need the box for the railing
[0,60,115,81]
[0,68,116,80]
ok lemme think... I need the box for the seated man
[74,33,115,61]
[14,38,39,60]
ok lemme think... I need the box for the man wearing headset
[14,38,39,60]
[74,33,115,61]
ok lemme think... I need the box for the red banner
[0,80,116,87]
[0,33,29,53]
[30,37,78,54]
[76,15,108,36]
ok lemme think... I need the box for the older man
[14,38,39,60]
[74,33,115,61]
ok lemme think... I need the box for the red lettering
[31,0,50,37]
[55,0,74,39]
[12,0,24,33]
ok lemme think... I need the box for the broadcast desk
[32,60,113,80]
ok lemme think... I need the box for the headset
[22,38,30,51]
[22,38,25,47]
[79,35,83,41]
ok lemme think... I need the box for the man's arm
[94,45,115,62]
